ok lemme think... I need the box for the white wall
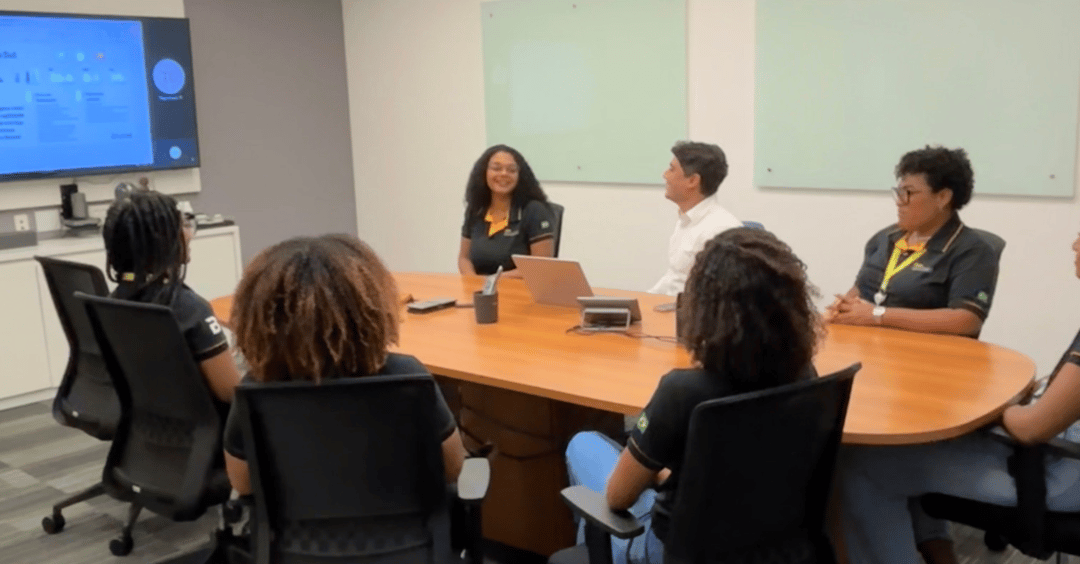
[0,0,200,212]
[344,0,1080,375]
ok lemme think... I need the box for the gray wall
[184,0,356,263]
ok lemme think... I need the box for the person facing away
[565,227,821,564]
[102,190,240,408]
[223,234,467,496]
[648,141,742,296]
[458,144,556,278]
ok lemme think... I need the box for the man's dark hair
[671,141,728,197]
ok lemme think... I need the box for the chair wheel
[984,531,1008,552]
[109,536,134,556]
[41,514,65,534]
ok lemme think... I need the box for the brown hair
[231,234,399,383]
[680,227,820,392]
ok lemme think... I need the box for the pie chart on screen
[152,58,185,95]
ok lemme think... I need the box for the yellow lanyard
[879,238,926,300]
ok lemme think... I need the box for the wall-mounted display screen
[0,11,200,181]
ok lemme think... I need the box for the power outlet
[13,214,30,232]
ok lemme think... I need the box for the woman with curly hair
[222,234,466,494]
[563,227,823,564]
[825,146,1002,564]
[457,144,556,277]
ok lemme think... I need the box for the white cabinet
[0,226,242,408]
[0,261,53,398]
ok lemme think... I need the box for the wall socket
[13,214,30,232]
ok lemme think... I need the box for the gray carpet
[0,399,1072,564]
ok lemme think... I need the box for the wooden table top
[212,271,1036,445]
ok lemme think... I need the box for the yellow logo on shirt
[636,413,649,433]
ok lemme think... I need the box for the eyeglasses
[487,164,519,175]
[182,213,197,236]
[891,186,923,205]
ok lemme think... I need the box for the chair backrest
[78,293,228,520]
[236,375,451,564]
[34,256,118,439]
[664,363,860,563]
[969,227,1006,262]
[741,220,766,231]
[549,202,565,257]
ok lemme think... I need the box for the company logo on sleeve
[636,413,649,433]
[977,291,989,303]
[541,220,550,229]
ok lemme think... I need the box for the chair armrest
[456,457,490,504]
[985,425,1080,460]
[559,485,645,540]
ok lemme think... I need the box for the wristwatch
[872,305,886,325]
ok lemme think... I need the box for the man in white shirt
[648,141,742,296]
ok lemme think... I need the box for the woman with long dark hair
[457,144,556,276]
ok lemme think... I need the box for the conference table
[211,271,1035,555]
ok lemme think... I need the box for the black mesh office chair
[922,428,1080,562]
[34,256,120,535]
[79,293,232,556]
[549,364,860,564]
[233,375,490,564]
[549,202,565,257]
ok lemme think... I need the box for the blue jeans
[565,431,665,564]
[841,428,1080,564]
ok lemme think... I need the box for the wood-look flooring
[0,400,1072,564]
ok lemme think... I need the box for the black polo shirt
[461,199,555,275]
[223,353,457,461]
[854,213,999,320]
[112,282,229,362]
[626,364,817,543]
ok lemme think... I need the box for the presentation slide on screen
[0,14,192,176]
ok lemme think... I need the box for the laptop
[511,255,594,307]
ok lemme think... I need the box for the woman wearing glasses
[825,146,1001,564]
[457,144,556,277]
[825,146,999,337]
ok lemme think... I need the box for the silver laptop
[511,255,594,307]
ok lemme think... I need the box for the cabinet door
[36,250,109,387]
[186,231,240,302]
[0,261,53,397]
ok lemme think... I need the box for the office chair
[233,375,490,564]
[549,202,565,257]
[922,427,1080,563]
[79,293,233,556]
[970,227,1006,263]
[549,363,861,564]
[741,220,766,231]
[34,256,121,535]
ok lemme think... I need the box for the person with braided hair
[103,191,241,406]
[563,227,822,564]
[221,234,467,495]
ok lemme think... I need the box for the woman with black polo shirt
[222,234,466,495]
[563,227,822,564]
[102,191,240,409]
[825,146,1001,564]
[841,233,1080,564]
[457,145,556,277]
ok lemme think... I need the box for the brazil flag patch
[636,413,649,433]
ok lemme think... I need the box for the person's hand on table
[823,293,857,323]
[829,297,876,326]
